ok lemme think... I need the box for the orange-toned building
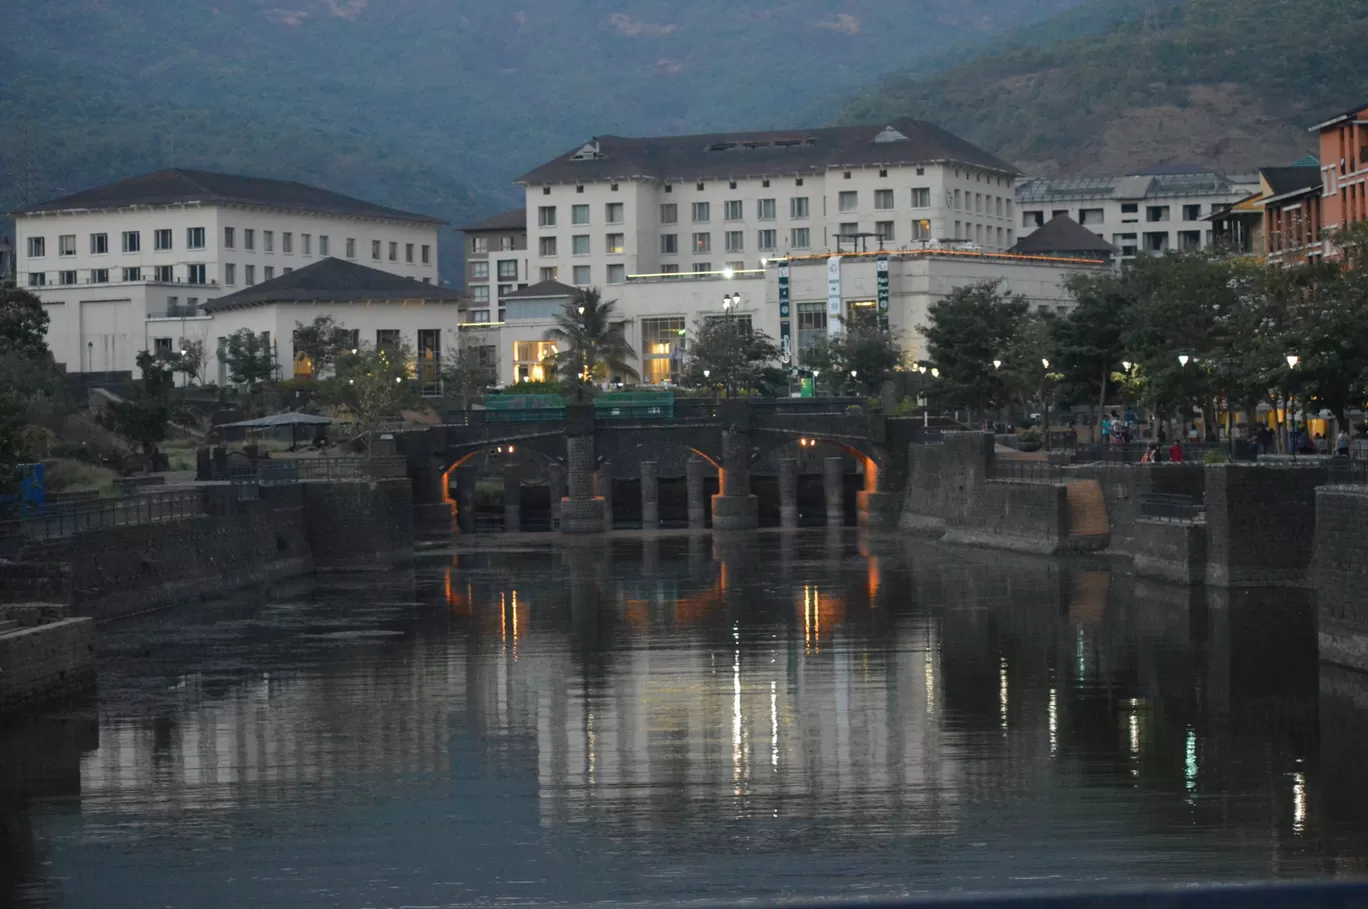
[1313,102,1368,256]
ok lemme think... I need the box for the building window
[389,241,398,261]
[59,270,76,285]
[606,233,625,254]
[874,189,895,210]
[606,202,624,224]
[1146,206,1170,223]
[797,302,827,358]
[261,230,274,253]
[540,266,559,282]
[320,235,330,257]
[912,219,931,241]
[224,226,235,249]
[661,264,680,279]
[1121,203,1139,215]
[538,205,557,227]
[1080,209,1104,226]
[757,229,777,251]
[791,227,810,249]
[1183,204,1203,221]
[725,230,745,253]
[471,261,489,280]
[539,237,558,257]
[58,235,75,257]
[660,234,677,255]
[376,329,401,351]
[975,193,984,213]
[405,242,415,263]
[954,190,962,209]
[573,265,591,285]
[911,188,930,209]
[155,265,175,282]
[1143,231,1169,253]
[345,237,355,258]
[499,236,517,251]
[122,267,141,282]
[693,262,712,278]
[284,267,294,275]
[122,231,141,253]
[497,259,518,280]
[366,239,378,260]
[512,340,559,383]
[28,272,45,287]
[473,285,490,303]
[641,317,686,384]
[757,198,776,221]
[607,264,626,284]
[302,233,312,256]
[691,202,710,223]
[569,234,591,258]
[264,265,275,280]
[90,233,109,255]
[187,227,206,250]
[572,204,590,225]
[1023,211,1044,228]
[838,191,858,212]
[224,263,236,285]
[472,236,489,254]
[91,268,109,283]
[725,200,743,221]
[1178,230,1202,251]
[155,229,173,251]
[244,264,256,285]
[660,203,678,224]
[839,222,858,237]
[692,232,711,254]
[187,264,206,284]
[876,221,895,243]
[791,197,809,219]
[498,284,515,298]
[471,310,490,323]
[244,229,255,251]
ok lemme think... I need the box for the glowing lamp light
[395,376,403,384]
[1041,358,1051,369]
[931,367,940,378]
[1178,354,1190,367]
[850,370,858,378]
[703,369,711,379]
[1122,360,1132,371]
[722,266,735,279]
[1286,354,1300,368]
[993,359,1002,370]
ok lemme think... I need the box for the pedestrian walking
[1337,429,1351,459]
[1169,441,1184,463]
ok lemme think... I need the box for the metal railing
[1076,442,1251,464]
[5,488,209,539]
[1137,492,1205,522]
[989,459,1066,484]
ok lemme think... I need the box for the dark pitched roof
[516,117,1020,185]
[13,168,444,224]
[502,280,581,300]
[1311,102,1368,131]
[1260,165,1321,197]
[1009,215,1117,256]
[202,258,462,312]
[460,208,526,232]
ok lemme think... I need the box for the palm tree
[544,288,638,396]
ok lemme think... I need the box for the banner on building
[778,259,792,362]
[778,260,790,318]
[876,254,890,332]
[780,320,792,364]
[826,256,842,338]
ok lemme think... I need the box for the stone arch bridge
[397,400,932,532]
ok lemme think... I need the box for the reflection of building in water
[78,640,462,814]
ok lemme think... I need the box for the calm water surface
[3,531,1366,908]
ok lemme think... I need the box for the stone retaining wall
[304,479,414,571]
[1205,464,1325,588]
[1130,519,1207,585]
[0,616,95,717]
[1314,485,1368,673]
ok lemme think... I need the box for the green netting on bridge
[485,394,567,421]
[594,392,675,420]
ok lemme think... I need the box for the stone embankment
[0,604,95,718]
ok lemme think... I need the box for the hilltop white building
[10,169,445,376]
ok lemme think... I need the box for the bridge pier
[596,459,613,529]
[548,463,566,531]
[779,458,799,528]
[712,429,758,531]
[503,463,521,533]
[686,458,708,529]
[641,461,659,529]
[560,432,606,534]
[824,457,845,527]
[857,456,903,529]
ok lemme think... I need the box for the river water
[3,531,1366,908]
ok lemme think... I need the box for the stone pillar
[548,463,567,530]
[857,455,903,529]
[596,459,613,530]
[712,429,758,530]
[824,457,845,528]
[502,463,521,533]
[686,458,707,529]
[561,432,605,534]
[778,458,799,529]
[641,461,659,529]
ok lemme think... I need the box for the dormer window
[570,140,606,161]
[543,187,551,195]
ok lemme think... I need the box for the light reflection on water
[1,531,1363,909]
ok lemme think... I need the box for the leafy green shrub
[1204,449,1230,464]
[42,459,119,493]
[1017,427,1043,451]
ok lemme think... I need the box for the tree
[681,316,782,396]
[440,345,499,410]
[292,315,353,375]
[0,393,24,497]
[822,307,905,395]
[154,338,207,386]
[223,328,279,386]
[922,281,1029,415]
[319,342,421,455]
[1000,313,1061,420]
[0,285,51,361]
[97,351,176,470]
[544,288,638,399]
[1056,273,1130,424]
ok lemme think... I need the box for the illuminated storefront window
[641,317,685,384]
[512,340,560,383]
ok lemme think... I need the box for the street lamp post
[1222,354,1235,459]
[1286,354,1300,459]
[1041,358,1051,452]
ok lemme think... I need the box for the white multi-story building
[1015,168,1260,261]
[10,169,444,375]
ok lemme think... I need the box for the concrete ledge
[560,497,607,534]
[899,512,947,536]
[1321,623,1368,674]
[0,618,96,717]
[711,494,759,531]
[941,528,1063,555]
[1131,518,1207,585]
